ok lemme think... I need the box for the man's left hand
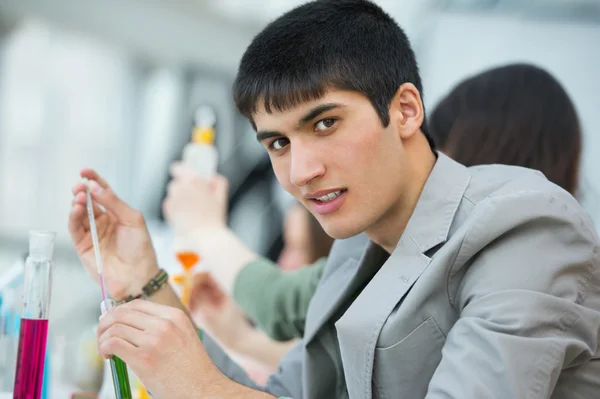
[97,300,222,399]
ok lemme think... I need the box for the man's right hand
[69,169,160,301]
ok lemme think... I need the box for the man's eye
[269,138,289,150]
[315,118,336,131]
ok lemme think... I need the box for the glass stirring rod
[83,178,133,399]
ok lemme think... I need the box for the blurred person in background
[278,202,333,271]
[169,62,584,352]
[429,63,581,195]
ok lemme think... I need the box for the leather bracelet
[116,269,169,305]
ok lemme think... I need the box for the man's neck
[367,143,437,254]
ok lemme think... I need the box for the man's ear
[389,83,425,140]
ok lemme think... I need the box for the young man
[69,1,600,398]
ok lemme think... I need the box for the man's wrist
[117,268,169,305]
[123,260,161,299]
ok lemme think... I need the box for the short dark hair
[233,0,434,150]
[429,63,581,195]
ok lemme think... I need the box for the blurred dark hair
[429,63,581,195]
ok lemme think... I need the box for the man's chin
[321,222,363,241]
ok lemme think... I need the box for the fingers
[97,305,155,337]
[72,181,86,196]
[80,169,110,190]
[69,180,106,243]
[96,302,188,360]
[165,171,226,199]
[90,182,139,225]
[98,322,145,354]
[170,162,228,188]
[96,305,170,361]
[169,162,227,190]
[71,191,103,218]
[97,336,138,361]
[75,169,144,227]
[68,204,87,244]
[169,162,196,179]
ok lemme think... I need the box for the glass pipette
[83,178,108,303]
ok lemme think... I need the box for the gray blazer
[205,153,600,398]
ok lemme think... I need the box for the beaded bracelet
[116,269,169,305]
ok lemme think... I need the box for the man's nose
[289,144,325,187]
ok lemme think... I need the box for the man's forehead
[253,96,317,118]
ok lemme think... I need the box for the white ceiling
[0,0,260,75]
[1,0,598,75]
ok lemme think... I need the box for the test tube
[100,299,133,399]
[13,230,56,399]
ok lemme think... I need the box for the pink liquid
[13,318,49,399]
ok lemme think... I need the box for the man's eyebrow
[256,131,281,143]
[255,103,345,142]
[296,103,344,129]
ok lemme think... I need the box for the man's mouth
[313,189,347,202]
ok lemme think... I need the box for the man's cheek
[273,165,292,191]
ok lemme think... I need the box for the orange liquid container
[175,251,200,271]
[175,251,200,307]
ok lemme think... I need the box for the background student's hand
[163,162,259,294]
[188,273,255,351]
[162,162,229,237]
[96,300,224,399]
[69,169,160,300]
[188,273,291,379]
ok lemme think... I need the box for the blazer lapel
[304,236,377,344]
[336,236,430,399]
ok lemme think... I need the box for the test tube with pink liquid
[12,230,55,399]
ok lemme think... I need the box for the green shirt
[232,257,326,341]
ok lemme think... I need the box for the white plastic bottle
[173,105,219,300]
[182,105,218,179]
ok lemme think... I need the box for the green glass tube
[109,355,132,399]
[101,299,133,399]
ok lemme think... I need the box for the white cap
[194,105,216,127]
[28,230,56,259]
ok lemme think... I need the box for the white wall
[0,21,138,246]
[418,11,600,228]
